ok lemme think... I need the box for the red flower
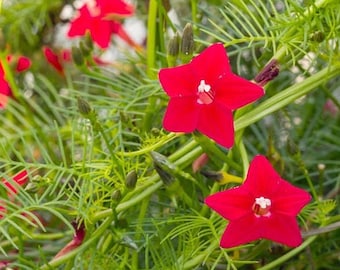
[54,221,85,259]
[0,170,29,218]
[0,56,31,108]
[205,155,311,248]
[43,46,70,75]
[15,56,31,72]
[67,1,136,49]
[158,43,264,148]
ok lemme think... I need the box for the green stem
[257,236,317,270]
[146,0,158,79]
[131,197,150,268]
[191,0,198,28]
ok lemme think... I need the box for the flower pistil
[197,80,214,104]
[253,196,271,217]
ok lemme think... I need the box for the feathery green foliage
[0,0,340,269]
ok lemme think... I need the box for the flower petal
[214,73,264,110]
[242,155,282,197]
[220,214,262,248]
[0,93,10,109]
[191,43,231,83]
[67,5,90,37]
[97,0,134,17]
[272,180,311,216]
[205,187,253,220]
[43,47,64,74]
[89,19,113,48]
[2,170,28,194]
[163,97,199,133]
[16,56,31,72]
[196,103,234,148]
[261,214,303,247]
[159,64,196,98]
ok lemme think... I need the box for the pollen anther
[253,196,271,217]
[198,80,211,93]
[197,80,214,105]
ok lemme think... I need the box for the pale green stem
[131,197,150,268]
[146,0,158,78]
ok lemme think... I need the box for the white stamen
[255,196,271,209]
[198,80,211,93]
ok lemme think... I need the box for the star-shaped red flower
[67,0,136,49]
[158,43,264,148]
[205,155,311,248]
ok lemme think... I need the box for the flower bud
[111,189,122,202]
[201,170,243,184]
[162,0,171,12]
[77,96,92,116]
[154,163,174,186]
[192,153,209,173]
[167,32,180,67]
[125,170,137,190]
[286,138,299,157]
[80,40,92,57]
[180,23,194,63]
[71,46,84,66]
[254,59,279,86]
[84,32,94,51]
[310,31,325,43]
[24,182,39,194]
[151,151,175,186]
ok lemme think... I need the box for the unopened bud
[310,31,325,43]
[151,127,160,136]
[125,170,137,190]
[180,23,194,63]
[162,0,171,12]
[151,151,175,186]
[80,40,91,57]
[167,32,180,67]
[71,46,84,66]
[192,153,209,173]
[254,59,279,86]
[111,189,122,201]
[154,163,174,186]
[84,32,94,51]
[77,96,92,116]
[201,170,243,185]
[25,182,39,193]
[286,138,299,157]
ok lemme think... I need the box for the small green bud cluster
[167,23,195,66]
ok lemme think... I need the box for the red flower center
[252,196,271,217]
[197,80,215,105]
